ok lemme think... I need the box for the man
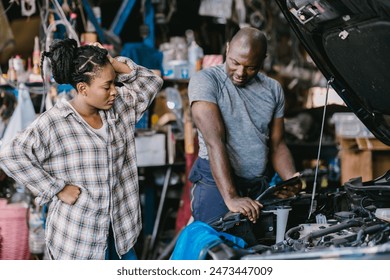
[188,27,298,243]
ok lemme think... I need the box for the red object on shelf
[202,55,223,69]
[0,199,30,260]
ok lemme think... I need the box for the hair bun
[50,38,77,54]
[48,38,78,84]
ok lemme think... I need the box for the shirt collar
[58,98,113,124]
[221,62,264,86]
[57,99,75,118]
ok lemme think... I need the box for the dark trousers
[105,224,137,260]
[189,158,268,245]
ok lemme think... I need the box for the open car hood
[275,0,390,145]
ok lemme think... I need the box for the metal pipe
[303,219,363,243]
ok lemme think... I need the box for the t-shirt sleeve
[188,70,218,106]
[274,81,285,119]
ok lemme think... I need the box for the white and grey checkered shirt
[0,57,163,259]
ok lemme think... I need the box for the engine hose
[303,219,364,243]
[352,224,386,246]
[369,225,390,245]
[364,223,388,235]
[353,229,364,246]
[285,225,304,245]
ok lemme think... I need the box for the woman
[0,38,163,259]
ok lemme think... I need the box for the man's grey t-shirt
[188,64,285,179]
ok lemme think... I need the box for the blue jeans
[189,158,268,224]
[105,224,137,260]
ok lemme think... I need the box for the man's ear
[76,82,88,96]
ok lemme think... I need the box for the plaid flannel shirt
[0,57,163,259]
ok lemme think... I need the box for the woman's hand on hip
[57,184,81,205]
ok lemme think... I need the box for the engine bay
[207,171,390,260]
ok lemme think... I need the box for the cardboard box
[338,136,390,183]
[135,133,166,167]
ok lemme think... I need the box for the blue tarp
[120,42,163,129]
[120,42,163,75]
[170,221,247,260]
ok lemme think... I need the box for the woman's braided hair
[40,38,110,89]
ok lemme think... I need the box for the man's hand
[57,185,81,205]
[274,172,302,199]
[226,197,263,223]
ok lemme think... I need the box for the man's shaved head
[230,27,268,61]
[225,27,268,86]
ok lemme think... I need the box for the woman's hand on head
[90,42,132,74]
[90,42,114,64]
[57,184,81,205]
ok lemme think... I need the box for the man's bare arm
[191,101,262,221]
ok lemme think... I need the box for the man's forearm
[207,144,239,202]
[272,142,297,180]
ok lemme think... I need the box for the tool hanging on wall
[0,0,16,65]
[154,0,177,25]
[139,0,150,40]
[140,0,156,48]
[21,0,36,17]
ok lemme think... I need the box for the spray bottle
[186,30,203,78]
[32,36,40,75]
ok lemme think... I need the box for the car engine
[207,171,390,260]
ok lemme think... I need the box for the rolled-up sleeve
[0,123,65,205]
[115,56,163,122]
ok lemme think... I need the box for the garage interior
[0,0,390,260]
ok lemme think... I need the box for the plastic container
[275,206,292,243]
[0,199,30,259]
[163,60,189,79]
[331,112,373,138]
[375,208,390,222]
[28,209,45,255]
[186,30,204,77]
